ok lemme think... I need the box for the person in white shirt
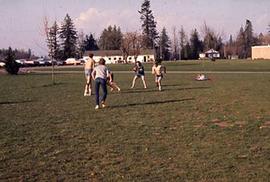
[91,58,111,110]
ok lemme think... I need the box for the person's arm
[91,69,96,80]
[107,69,112,82]
[163,66,166,74]
[151,66,155,75]
[132,66,137,72]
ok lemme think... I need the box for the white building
[252,45,270,60]
[84,49,156,64]
[199,49,220,59]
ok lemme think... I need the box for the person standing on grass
[131,61,147,89]
[152,61,166,91]
[92,58,111,110]
[84,53,95,96]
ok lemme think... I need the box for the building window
[114,57,117,60]
[109,58,111,60]
[129,57,132,60]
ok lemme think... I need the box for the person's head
[136,61,142,66]
[99,58,106,65]
[154,61,159,67]
[89,53,94,58]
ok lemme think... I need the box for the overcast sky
[0,0,270,56]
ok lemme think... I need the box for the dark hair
[89,53,94,58]
[99,58,106,65]
[136,61,142,66]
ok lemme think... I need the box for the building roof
[84,49,155,57]
[252,45,270,49]
[205,49,219,54]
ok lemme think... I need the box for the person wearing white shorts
[152,61,166,91]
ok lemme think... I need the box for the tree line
[43,0,270,61]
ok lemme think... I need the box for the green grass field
[32,59,270,72]
[0,61,270,181]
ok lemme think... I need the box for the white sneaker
[101,103,106,108]
[95,105,99,110]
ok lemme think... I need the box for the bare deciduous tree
[121,32,143,63]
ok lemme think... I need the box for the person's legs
[112,82,121,91]
[141,76,147,88]
[131,76,138,88]
[88,76,92,95]
[95,78,101,107]
[157,76,162,91]
[84,75,91,96]
[155,76,159,87]
[100,78,108,107]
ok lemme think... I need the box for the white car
[64,58,81,65]
[0,61,5,67]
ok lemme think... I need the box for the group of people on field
[84,53,166,110]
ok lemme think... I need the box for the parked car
[36,58,51,66]
[79,58,85,64]
[64,58,81,65]
[0,61,5,67]
[24,60,36,67]
[15,59,27,66]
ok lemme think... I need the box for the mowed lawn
[0,61,270,181]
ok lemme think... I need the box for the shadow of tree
[0,100,34,105]
[109,98,194,108]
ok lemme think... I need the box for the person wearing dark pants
[94,77,107,107]
[92,58,111,110]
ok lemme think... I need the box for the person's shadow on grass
[0,100,33,105]
[112,86,210,95]
[109,98,194,108]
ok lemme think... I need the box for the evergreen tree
[236,26,245,59]
[139,0,158,49]
[5,47,20,75]
[179,26,188,60]
[184,42,192,60]
[99,25,122,50]
[77,31,86,58]
[159,27,171,60]
[216,36,224,58]
[84,33,99,51]
[243,19,254,58]
[47,21,60,60]
[59,14,78,59]
[190,29,203,59]
[171,27,179,60]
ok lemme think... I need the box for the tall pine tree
[236,26,246,59]
[179,26,189,60]
[190,29,203,59]
[59,14,78,59]
[99,25,122,50]
[5,47,20,75]
[47,21,60,60]
[244,19,254,58]
[139,0,158,49]
[84,33,99,51]
[159,27,171,60]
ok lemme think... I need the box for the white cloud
[75,7,141,36]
